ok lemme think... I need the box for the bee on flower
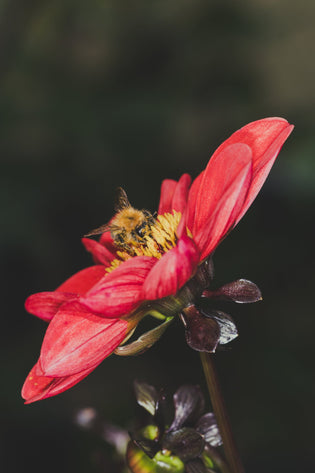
[22,117,293,403]
[84,187,157,254]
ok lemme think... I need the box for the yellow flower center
[106,210,181,273]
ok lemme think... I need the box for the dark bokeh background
[1,1,314,472]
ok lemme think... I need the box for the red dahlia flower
[22,117,293,403]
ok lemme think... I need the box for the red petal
[158,179,177,215]
[21,359,96,404]
[24,266,105,322]
[194,118,292,232]
[184,171,204,234]
[192,143,251,234]
[171,174,192,214]
[231,118,294,223]
[175,206,187,239]
[99,231,117,254]
[57,265,106,294]
[25,292,77,322]
[81,256,156,317]
[189,118,293,240]
[40,301,129,377]
[192,144,253,260]
[213,117,292,169]
[82,238,116,266]
[142,235,200,300]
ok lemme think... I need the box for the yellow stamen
[105,257,125,273]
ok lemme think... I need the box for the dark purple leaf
[169,385,205,431]
[180,306,220,353]
[207,310,238,345]
[193,256,215,290]
[163,428,205,462]
[203,279,262,304]
[195,413,222,447]
[154,392,166,435]
[134,380,159,416]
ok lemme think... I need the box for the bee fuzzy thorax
[110,207,156,251]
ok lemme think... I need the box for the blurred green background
[1,0,314,472]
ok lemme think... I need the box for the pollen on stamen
[105,258,125,273]
[149,211,182,252]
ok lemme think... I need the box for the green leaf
[127,442,185,473]
[154,451,185,473]
[115,317,173,356]
[141,424,160,441]
[201,452,215,469]
[127,441,157,473]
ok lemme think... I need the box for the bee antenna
[115,187,131,211]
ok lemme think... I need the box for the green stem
[200,352,245,473]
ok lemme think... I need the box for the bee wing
[84,223,110,237]
[115,187,131,211]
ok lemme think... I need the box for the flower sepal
[181,304,239,353]
[115,317,174,357]
[203,279,262,304]
[180,306,221,353]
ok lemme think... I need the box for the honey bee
[85,187,156,252]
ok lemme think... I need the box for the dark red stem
[200,352,245,473]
